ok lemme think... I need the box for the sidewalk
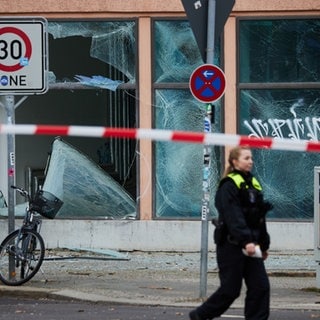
[0,250,320,311]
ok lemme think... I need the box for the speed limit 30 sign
[0,17,48,95]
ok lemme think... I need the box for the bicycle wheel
[0,229,45,286]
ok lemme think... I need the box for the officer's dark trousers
[196,241,270,320]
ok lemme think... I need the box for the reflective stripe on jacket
[227,172,262,191]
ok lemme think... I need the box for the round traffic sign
[0,18,48,94]
[189,64,226,103]
[0,26,32,72]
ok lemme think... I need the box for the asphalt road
[1,296,320,320]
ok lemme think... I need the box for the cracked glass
[48,21,136,82]
[239,19,320,83]
[43,138,136,219]
[43,20,136,219]
[153,20,222,218]
[239,19,320,219]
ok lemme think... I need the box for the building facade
[0,0,319,250]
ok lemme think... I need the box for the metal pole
[1,95,26,234]
[206,0,216,64]
[4,95,16,234]
[1,95,16,280]
[199,0,216,299]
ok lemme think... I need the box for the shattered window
[154,90,222,218]
[239,19,320,220]
[45,21,137,219]
[48,21,136,82]
[6,20,138,219]
[239,19,320,82]
[153,20,222,218]
[43,138,136,219]
[154,20,203,83]
[240,89,320,219]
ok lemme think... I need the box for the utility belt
[212,209,266,246]
[212,219,229,245]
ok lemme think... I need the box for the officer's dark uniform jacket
[214,170,271,252]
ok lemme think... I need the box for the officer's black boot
[189,310,205,320]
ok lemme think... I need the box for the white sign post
[0,17,48,94]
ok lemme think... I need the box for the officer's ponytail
[222,146,251,178]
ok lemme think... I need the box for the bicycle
[0,186,63,286]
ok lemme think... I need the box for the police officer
[189,146,272,320]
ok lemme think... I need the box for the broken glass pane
[154,89,222,218]
[240,89,320,219]
[42,138,136,219]
[154,20,204,82]
[153,20,222,218]
[239,19,320,82]
[48,21,136,81]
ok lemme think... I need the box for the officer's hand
[245,243,256,256]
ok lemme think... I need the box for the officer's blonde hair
[223,146,251,178]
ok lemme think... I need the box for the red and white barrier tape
[0,124,320,152]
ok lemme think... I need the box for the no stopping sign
[0,17,48,94]
[189,64,226,103]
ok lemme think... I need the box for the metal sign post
[314,166,320,288]
[199,0,216,299]
[0,94,16,279]
[0,94,28,234]
[0,95,15,233]
[0,94,29,282]
[185,0,234,299]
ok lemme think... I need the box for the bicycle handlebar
[11,185,29,199]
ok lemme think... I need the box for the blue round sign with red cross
[189,64,226,103]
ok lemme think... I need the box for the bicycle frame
[0,186,46,285]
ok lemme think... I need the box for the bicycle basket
[31,190,63,219]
